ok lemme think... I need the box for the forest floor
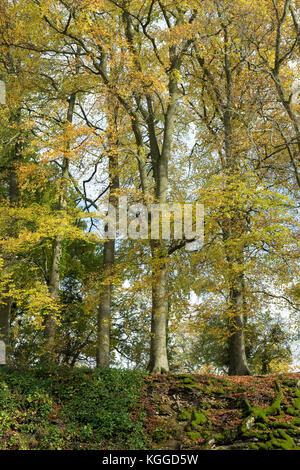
[142,372,300,450]
[0,367,299,450]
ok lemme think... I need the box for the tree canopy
[0,0,299,375]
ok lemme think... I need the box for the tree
[0,0,298,375]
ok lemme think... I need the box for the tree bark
[96,238,115,368]
[148,242,169,373]
[0,300,11,348]
[0,113,22,362]
[96,107,119,368]
[222,23,251,376]
[228,275,251,375]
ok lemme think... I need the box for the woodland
[0,0,299,379]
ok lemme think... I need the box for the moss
[213,387,225,395]
[269,381,283,415]
[157,405,171,415]
[245,428,298,451]
[187,431,201,441]
[286,407,298,416]
[186,383,202,390]
[177,382,202,391]
[199,401,211,410]
[293,397,300,410]
[238,380,299,449]
[249,443,259,450]
[218,379,230,387]
[285,388,300,414]
[254,441,274,450]
[229,379,299,451]
[182,377,195,385]
[201,430,211,439]
[242,430,269,440]
[178,410,192,421]
[151,427,171,442]
[213,433,226,443]
[243,403,268,424]
[281,379,297,387]
[191,409,207,428]
[256,423,267,429]
[270,421,296,430]
[242,380,284,429]
[270,429,297,450]
[213,401,227,410]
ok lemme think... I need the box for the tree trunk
[44,233,64,354]
[96,239,114,368]
[228,276,251,375]
[222,25,250,376]
[43,93,76,358]
[149,243,169,373]
[0,299,12,352]
[0,119,22,363]
[96,107,119,368]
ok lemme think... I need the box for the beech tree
[0,0,298,374]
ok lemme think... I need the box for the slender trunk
[0,117,22,362]
[96,238,115,368]
[271,6,300,185]
[0,300,11,348]
[44,233,64,351]
[43,93,76,358]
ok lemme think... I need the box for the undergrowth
[0,366,147,450]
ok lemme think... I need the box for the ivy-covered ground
[0,367,299,450]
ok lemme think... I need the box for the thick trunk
[149,151,169,373]
[149,250,169,373]
[222,27,250,376]
[228,277,251,375]
[228,314,250,375]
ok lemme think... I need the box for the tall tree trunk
[147,51,179,374]
[0,301,11,349]
[149,242,169,373]
[96,109,119,368]
[120,10,184,373]
[0,118,22,362]
[44,93,76,358]
[96,238,115,368]
[228,274,251,375]
[222,24,250,375]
